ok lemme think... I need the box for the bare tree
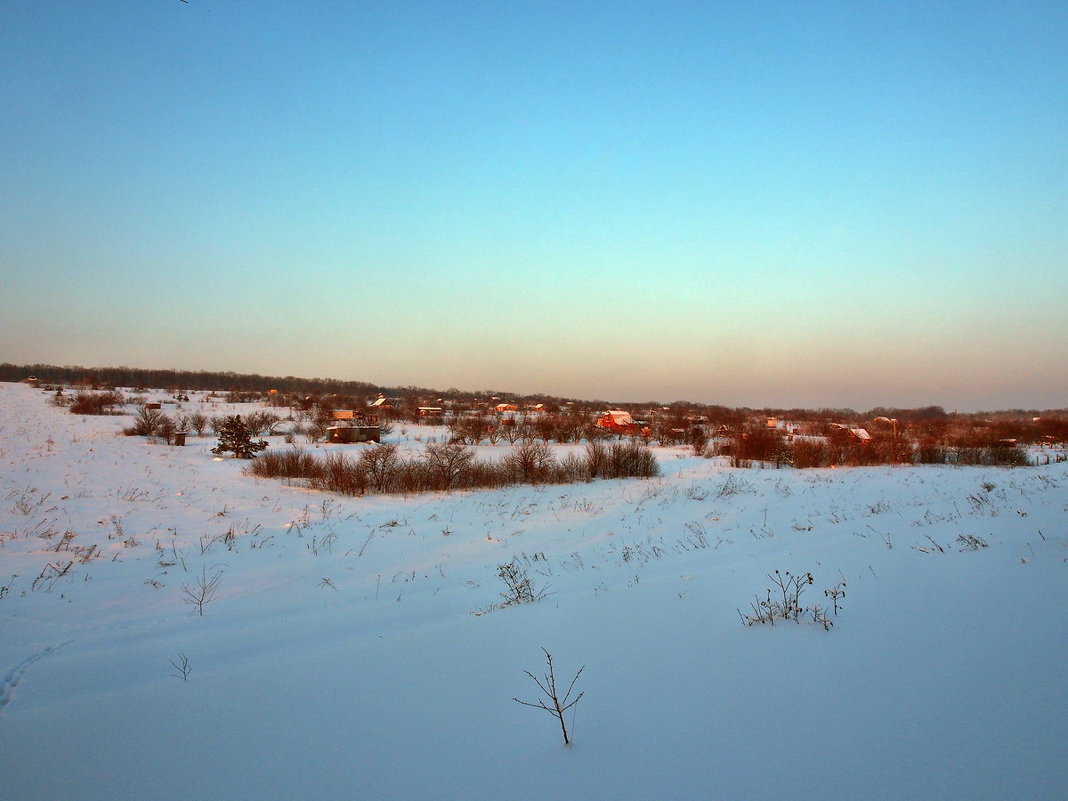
[513,648,585,746]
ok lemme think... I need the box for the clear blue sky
[2,1,1065,410]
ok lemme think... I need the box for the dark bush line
[720,426,1031,468]
[246,440,659,496]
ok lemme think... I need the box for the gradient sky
[2,1,1066,410]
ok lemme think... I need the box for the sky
[2,1,1066,411]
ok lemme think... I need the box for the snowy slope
[1,382,1065,800]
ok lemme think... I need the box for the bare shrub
[732,425,787,467]
[589,440,659,479]
[497,559,548,606]
[739,570,816,626]
[188,412,210,437]
[360,444,400,493]
[247,448,324,481]
[181,567,223,616]
[69,390,125,415]
[244,410,282,436]
[791,438,831,468]
[315,452,367,496]
[422,442,475,490]
[688,425,709,456]
[169,653,191,681]
[739,570,842,631]
[245,438,657,496]
[506,440,555,484]
[513,648,585,746]
[125,406,168,437]
[157,414,177,445]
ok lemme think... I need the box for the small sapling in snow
[824,580,846,614]
[181,567,223,616]
[169,653,191,681]
[513,648,585,746]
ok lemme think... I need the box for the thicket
[721,425,1032,468]
[61,390,125,415]
[246,440,658,496]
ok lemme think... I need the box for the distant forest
[0,362,404,399]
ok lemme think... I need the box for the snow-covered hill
[1,382,1065,800]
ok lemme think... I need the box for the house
[829,423,871,443]
[596,410,647,436]
[494,403,519,414]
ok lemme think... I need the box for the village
[13,365,1064,474]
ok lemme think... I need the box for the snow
[1,382,1066,800]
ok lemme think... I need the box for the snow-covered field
[1,382,1065,800]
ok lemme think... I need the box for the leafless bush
[423,442,476,490]
[497,559,548,607]
[316,452,367,495]
[244,410,283,436]
[586,440,658,479]
[501,420,523,445]
[169,652,191,681]
[513,648,585,746]
[506,440,555,483]
[181,567,223,616]
[739,570,833,628]
[688,425,710,456]
[791,438,832,469]
[824,580,846,614]
[731,425,787,467]
[360,444,400,493]
[187,412,210,437]
[122,406,167,437]
[69,390,125,415]
[247,440,657,496]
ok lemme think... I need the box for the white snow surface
[1,383,1066,800]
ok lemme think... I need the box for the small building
[325,425,381,444]
[830,423,871,443]
[597,410,644,435]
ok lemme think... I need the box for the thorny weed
[740,570,841,630]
